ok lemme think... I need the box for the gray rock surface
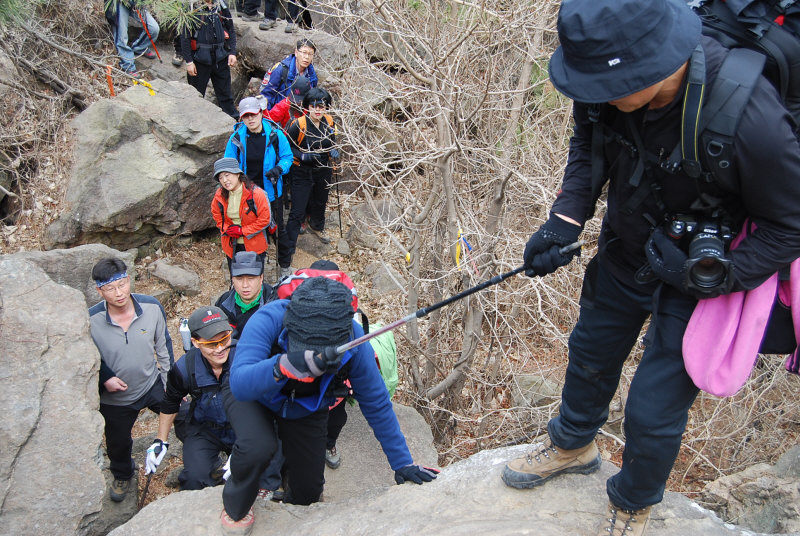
[148,258,202,296]
[7,243,137,307]
[109,442,778,536]
[701,446,800,534]
[510,374,562,408]
[0,258,105,536]
[365,260,407,294]
[346,199,401,250]
[45,80,233,250]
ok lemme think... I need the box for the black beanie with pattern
[284,276,354,352]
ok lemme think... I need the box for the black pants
[179,422,282,491]
[287,0,312,27]
[99,379,164,480]
[187,58,237,118]
[244,0,277,18]
[270,197,292,268]
[548,257,699,510]
[222,382,328,520]
[326,400,348,449]
[286,164,333,258]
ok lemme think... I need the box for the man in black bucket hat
[503,0,800,534]
[217,276,437,535]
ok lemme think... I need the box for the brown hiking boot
[596,502,652,536]
[502,438,600,489]
[109,477,131,502]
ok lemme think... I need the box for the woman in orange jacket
[211,157,274,276]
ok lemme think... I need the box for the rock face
[0,258,105,536]
[701,446,800,534]
[7,244,137,307]
[45,80,233,251]
[109,443,777,536]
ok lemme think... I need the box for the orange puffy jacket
[211,185,272,258]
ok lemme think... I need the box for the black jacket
[180,1,236,65]
[552,37,800,291]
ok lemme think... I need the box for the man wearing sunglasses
[144,306,282,495]
[89,257,174,503]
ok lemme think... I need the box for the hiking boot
[299,220,307,234]
[142,49,157,59]
[257,488,273,504]
[109,477,131,502]
[241,12,261,22]
[259,18,277,30]
[502,438,601,489]
[280,266,293,279]
[285,22,298,33]
[125,69,141,79]
[596,502,652,536]
[308,226,331,244]
[220,507,254,536]
[171,54,183,67]
[325,446,341,469]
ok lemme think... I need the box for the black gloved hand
[523,215,582,277]
[320,346,342,374]
[265,166,282,184]
[274,350,326,383]
[644,227,734,299]
[644,227,687,291]
[394,464,440,485]
[300,152,320,163]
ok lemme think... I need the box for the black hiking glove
[274,351,326,382]
[644,227,733,299]
[265,166,282,184]
[300,151,321,163]
[394,464,440,485]
[523,215,582,277]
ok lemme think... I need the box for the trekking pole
[138,473,153,509]
[331,240,585,358]
[135,9,162,62]
[334,166,343,238]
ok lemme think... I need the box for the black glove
[274,350,326,382]
[320,346,342,374]
[265,166,282,184]
[644,227,734,299]
[300,151,321,163]
[523,215,582,277]
[394,464,440,485]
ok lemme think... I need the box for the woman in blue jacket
[218,277,437,535]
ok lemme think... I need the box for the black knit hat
[284,277,354,352]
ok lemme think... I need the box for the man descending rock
[144,306,282,495]
[89,258,174,503]
[180,0,238,118]
[104,0,159,77]
[219,277,438,535]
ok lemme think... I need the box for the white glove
[223,453,232,481]
[145,439,169,475]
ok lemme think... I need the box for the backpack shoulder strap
[296,115,307,145]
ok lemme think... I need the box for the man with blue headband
[89,257,174,504]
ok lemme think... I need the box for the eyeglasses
[296,49,315,58]
[100,278,130,293]
[193,332,232,348]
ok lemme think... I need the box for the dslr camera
[666,215,735,293]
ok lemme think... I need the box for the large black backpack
[679,1,800,354]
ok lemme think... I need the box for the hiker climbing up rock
[219,276,437,535]
[259,38,318,110]
[501,1,800,535]
[224,97,294,279]
[210,157,274,278]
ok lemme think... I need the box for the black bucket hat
[548,0,701,103]
[284,277,354,353]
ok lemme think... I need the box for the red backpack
[277,269,368,333]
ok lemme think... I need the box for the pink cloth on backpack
[682,222,800,397]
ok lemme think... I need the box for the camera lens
[688,233,726,288]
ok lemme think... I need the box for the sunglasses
[193,332,232,348]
